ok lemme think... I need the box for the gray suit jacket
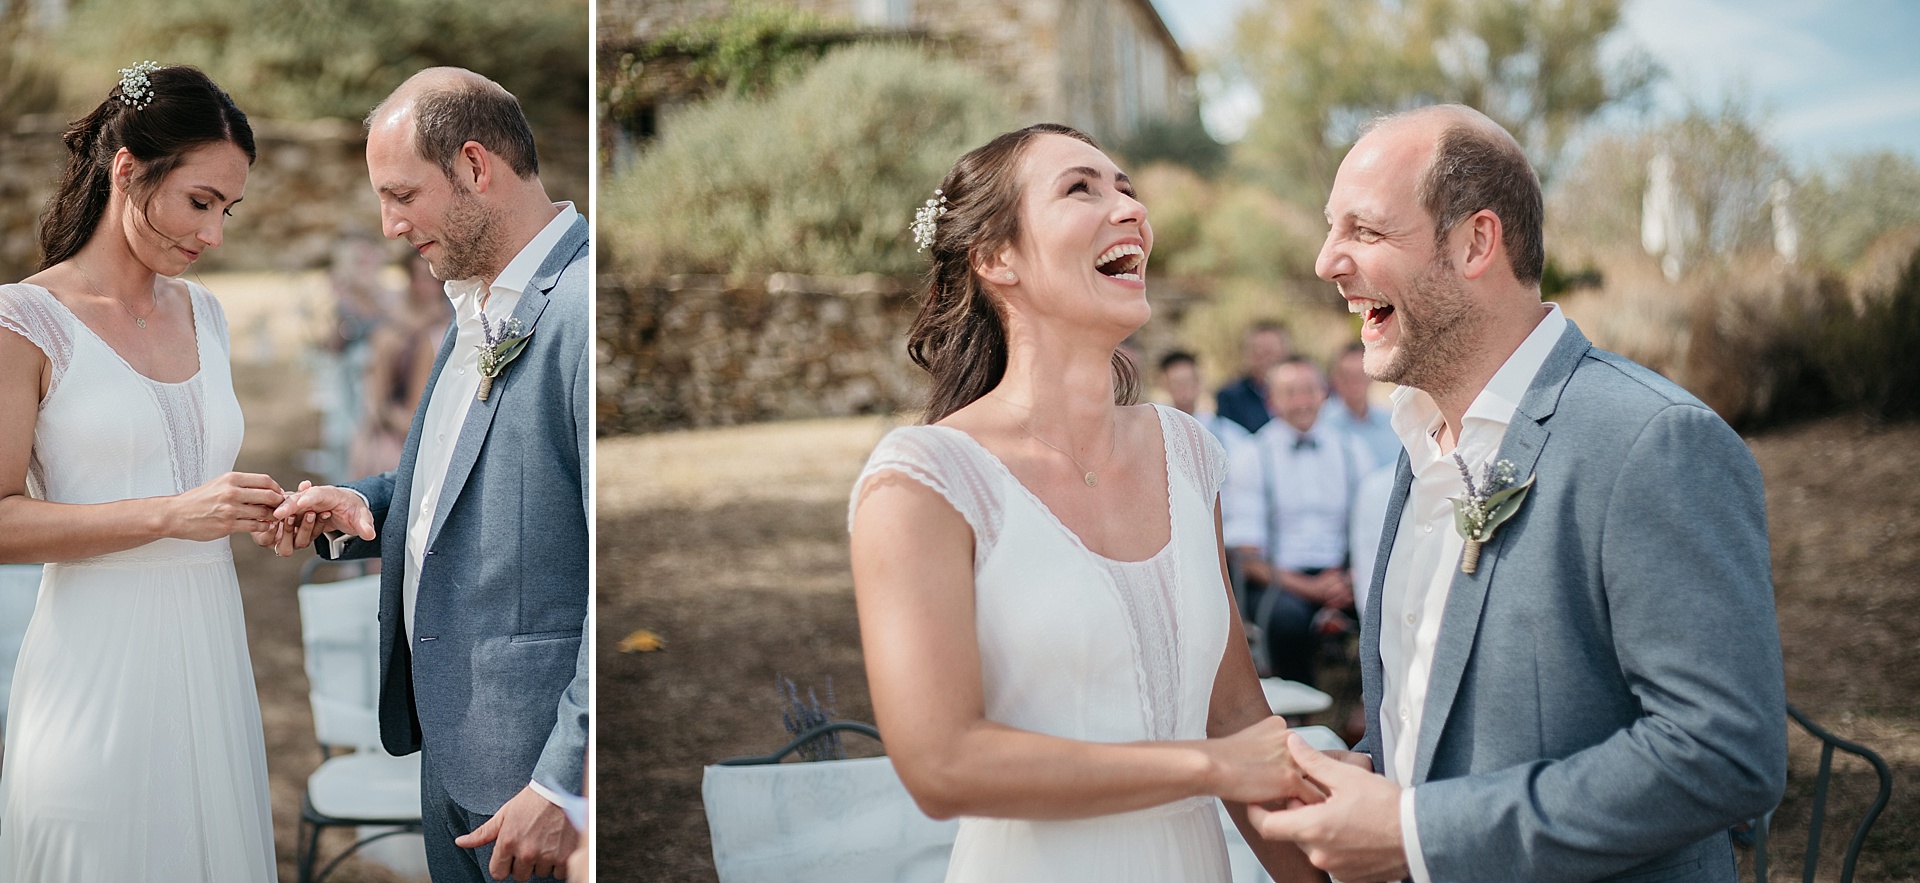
[326,215,591,813]
[1356,322,1787,882]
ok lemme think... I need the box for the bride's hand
[1204,716,1327,807]
[169,472,285,542]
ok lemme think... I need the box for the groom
[1250,105,1786,882]
[266,68,589,881]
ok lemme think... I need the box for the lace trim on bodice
[1101,549,1185,739]
[850,426,1005,569]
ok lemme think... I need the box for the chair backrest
[0,565,43,731]
[1753,704,1895,883]
[297,574,384,752]
[703,721,957,883]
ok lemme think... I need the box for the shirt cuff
[318,487,373,559]
[1401,785,1432,883]
[529,778,588,831]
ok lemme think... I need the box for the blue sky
[1153,0,1920,165]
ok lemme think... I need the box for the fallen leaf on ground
[619,628,665,652]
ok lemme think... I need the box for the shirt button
[1406,613,1416,625]
[1399,707,1409,721]
[1424,524,1434,533]
[458,367,467,375]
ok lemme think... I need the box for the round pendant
[135,317,146,328]
[1084,472,1098,487]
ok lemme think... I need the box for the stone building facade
[602,0,1192,149]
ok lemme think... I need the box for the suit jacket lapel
[1363,452,1415,774]
[422,217,587,552]
[1411,322,1591,783]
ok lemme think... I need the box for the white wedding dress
[851,403,1233,882]
[0,282,277,881]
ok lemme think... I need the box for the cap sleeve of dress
[1158,404,1229,499]
[0,284,77,400]
[848,425,1005,565]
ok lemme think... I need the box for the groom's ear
[455,140,492,193]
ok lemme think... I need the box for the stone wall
[0,114,588,282]
[597,273,926,434]
[597,271,1206,435]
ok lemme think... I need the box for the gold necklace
[75,264,158,328]
[987,394,1113,488]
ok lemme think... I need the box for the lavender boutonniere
[1450,454,1535,574]
[476,311,533,402]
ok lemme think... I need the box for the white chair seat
[1260,678,1333,716]
[308,750,422,821]
[704,755,957,883]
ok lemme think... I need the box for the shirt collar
[1389,302,1565,453]
[444,201,579,316]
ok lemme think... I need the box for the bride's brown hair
[38,64,255,270]
[908,123,1140,424]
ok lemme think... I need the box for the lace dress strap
[184,280,231,357]
[0,284,78,400]
[849,425,1006,565]
[1157,405,1229,500]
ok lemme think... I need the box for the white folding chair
[0,564,43,735]
[296,571,425,883]
[703,721,958,883]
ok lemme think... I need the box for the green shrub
[1821,243,1920,422]
[601,43,1014,277]
[61,0,586,130]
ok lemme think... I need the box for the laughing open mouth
[1095,243,1145,282]
[1349,296,1394,328]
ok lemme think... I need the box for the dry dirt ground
[597,414,1920,882]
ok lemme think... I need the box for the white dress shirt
[1379,303,1564,883]
[1221,418,1375,571]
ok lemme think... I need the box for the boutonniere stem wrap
[1449,454,1534,574]
[476,311,532,402]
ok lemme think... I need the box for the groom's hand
[269,481,376,556]
[456,784,576,881]
[1250,733,1409,883]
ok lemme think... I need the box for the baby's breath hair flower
[911,189,949,253]
[116,61,162,111]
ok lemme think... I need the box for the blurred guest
[1222,358,1375,685]
[1213,321,1291,434]
[1159,350,1245,447]
[315,232,396,482]
[1320,342,1401,467]
[347,254,452,478]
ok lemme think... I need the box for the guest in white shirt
[1157,350,1246,449]
[1319,342,1401,467]
[1222,358,1374,684]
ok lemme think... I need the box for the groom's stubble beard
[429,181,509,282]
[1363,249,1477,396]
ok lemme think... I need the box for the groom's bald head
[367,67,539,181]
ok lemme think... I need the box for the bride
[848,124,1324,881]
[0,63,280,880]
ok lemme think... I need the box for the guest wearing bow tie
[1223,357,1377,685]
